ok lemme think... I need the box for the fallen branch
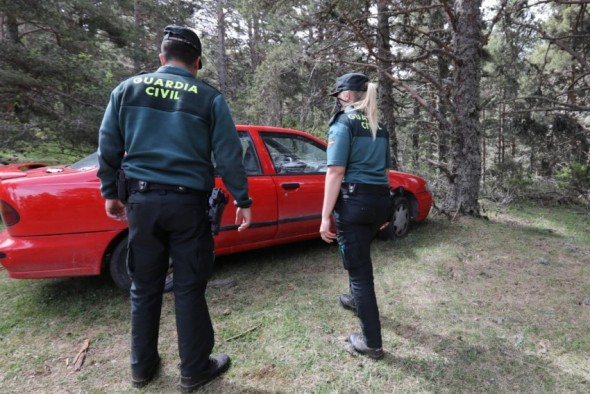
[72,339,90,371]
[225,324,262,342]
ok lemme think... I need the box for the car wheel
[378,196,411,240]
[109,236,174,293]
[391,196,411,238]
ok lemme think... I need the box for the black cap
[329,72,369,96]
[163,25,203,69]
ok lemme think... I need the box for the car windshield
[68,152,99,171]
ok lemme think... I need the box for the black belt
[128,179,205,195]
[341,183,390,196]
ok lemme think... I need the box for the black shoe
[132,356,161,388]
[348,333,384,360]
[179,353,231,393]
[339,294,357,314]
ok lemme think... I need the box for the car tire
[378,196,411,240]
[109,236,174,293]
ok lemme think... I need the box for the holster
[116,170,128,203]
[208,188,228,235]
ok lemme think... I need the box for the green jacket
[327,107,391,185]
[98,65,250,206]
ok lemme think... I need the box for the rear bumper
[0,230,120,279]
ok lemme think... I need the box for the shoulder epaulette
[198,79,222,95]
[328,110,346,126]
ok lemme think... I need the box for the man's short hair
[161,25,203,68]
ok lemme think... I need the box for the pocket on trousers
[339,198,375,225]
[126,245,135,279]
[377,195,395,227]
[339,233,368,270]
[195,234,215,281]
[195,249,214,280]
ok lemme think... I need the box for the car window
[212,131,261,176]
[260,132,327,174]
[68,152,99,170]
[239,132,261,175]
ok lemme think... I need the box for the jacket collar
[156,65,195,78]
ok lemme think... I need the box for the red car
[0,125,432,291]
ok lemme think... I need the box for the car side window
[212,132,260,176]
[260,132,327,174]
[239,132,261,175]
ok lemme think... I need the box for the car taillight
[0,200,20,226]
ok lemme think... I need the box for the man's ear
[159,53,166,66]
[193,57,201,74]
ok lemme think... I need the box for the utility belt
[127,179,205,195]
[118,174,228,235]
[340,183,390,196]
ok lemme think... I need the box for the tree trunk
[412,105,420,166]
[216,0,228,94]
[4,14,19,44]
[248,16,261,73]
[133,0,144,73]
[481,108,486,183]
[442,0,483,216]
[376,0,398,169]
[433,7,451,164]
[497,100,504,164]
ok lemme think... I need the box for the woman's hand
[319,217,337,243]
[320,166,345,244]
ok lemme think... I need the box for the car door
[259,131,327,239]
[213,130,279,254]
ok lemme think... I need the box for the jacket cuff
[234,197,253,208]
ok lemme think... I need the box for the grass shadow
[381,317,588,393]
[15,274,130,330]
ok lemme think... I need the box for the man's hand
[105,198,127,221]
[235,207,251,231]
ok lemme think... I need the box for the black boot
[132,356,161,388]
[339,293,358,314]
[348,333,384,360]
[179,353,231,393]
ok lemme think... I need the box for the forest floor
[0,201,589,393]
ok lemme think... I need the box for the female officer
[320,72,393,360]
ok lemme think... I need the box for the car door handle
[281,183,300,190]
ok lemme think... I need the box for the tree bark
[412,105,420,166]
[376,0,398,169]
[442,0,483,216]
[133,0,144,73]
[433,7,451,165]
[248,15,261,73]
[216,0,228,94]
[4,14,19,44]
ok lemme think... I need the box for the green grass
[0,202,589,393]
[1,143,93,165]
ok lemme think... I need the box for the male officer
[97,25,252,392]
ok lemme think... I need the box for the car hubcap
[393,204,410,236]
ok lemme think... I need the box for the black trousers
[333,190,392,349]
[126,189,214,379]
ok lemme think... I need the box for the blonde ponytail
[350,82,379,139]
